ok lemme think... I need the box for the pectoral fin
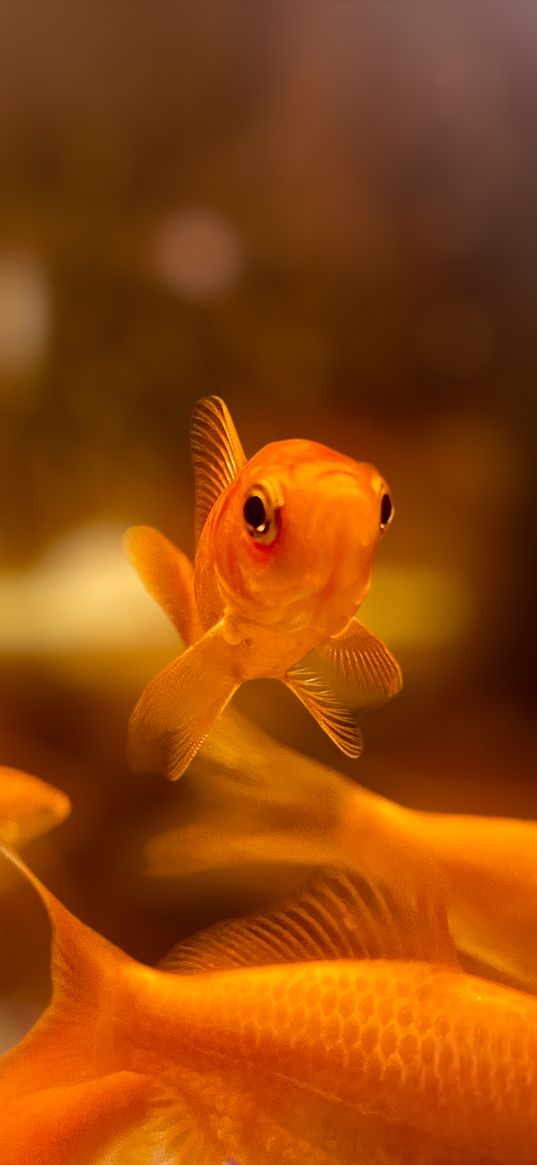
[285,663,363,757]
[191,396,246,544]
[128,622,240,780]
[124,525,202,647]
[315,617,402,709]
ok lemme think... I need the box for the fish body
[145,703,537,995]
[2,852,537,1165]
[127,397,401,779]
[194,438,385,659]
[140,960,537,1165]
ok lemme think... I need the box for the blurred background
[0,0,536,1043]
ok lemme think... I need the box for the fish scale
[117,957,537,1164]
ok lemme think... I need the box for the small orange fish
[127,396,401,779]
[0,766,70,849]
[2,848,537,1165]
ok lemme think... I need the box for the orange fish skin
[121,957,537,1165]
[194,438,388,675]
[6,954,536,1165]
[3,853,537,1165]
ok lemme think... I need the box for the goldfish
[2,846,537,1165]
[144,702,537,995]
[128,489,537,996]
[0,766,70,849]
[126,395,401,780]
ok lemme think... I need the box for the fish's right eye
[244,494,267,531]
[243,484,279,545]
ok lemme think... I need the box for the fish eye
[379,491,393,532]
[243,485,279,545]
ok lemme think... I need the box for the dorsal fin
[158,862,458,974]
[191,396,246,544]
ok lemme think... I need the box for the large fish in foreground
[1,849,537,1165]
[127,396,401,779]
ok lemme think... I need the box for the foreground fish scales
[127,396,401,779]
[2,852,537,1165]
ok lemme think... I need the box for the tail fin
[0,848,134,1093]
[0,850,173,1163]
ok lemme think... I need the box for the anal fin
[128,622,239,780]
[285,663,363,758]
[0,1073,154,1165]
[191,396,246,545]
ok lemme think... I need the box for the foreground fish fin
[128,621,240,780]
[0,848,133,1092]
[0,766,71,849]
[285,663,363,757]
[191,395,246,543]
[159,861,458,974]
[0,852,173,1164]
[314,617,403,709]
[0,1072,154,1165]
[124,525,202,647]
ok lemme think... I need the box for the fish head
[211,438,393,634]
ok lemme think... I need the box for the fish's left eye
[243,484,279,545]
[379,491,393,532]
